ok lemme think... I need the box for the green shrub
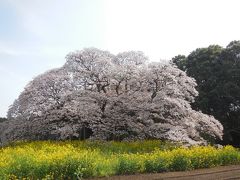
[116,154,143,175]
[144,156,170,173]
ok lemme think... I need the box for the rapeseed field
[0,140,239,179]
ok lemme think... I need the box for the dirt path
[93,165,240,180]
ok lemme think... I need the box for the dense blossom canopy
[1,48,223,145]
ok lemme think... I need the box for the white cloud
[0,43,30,56]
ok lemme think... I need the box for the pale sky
[1,0,240,117]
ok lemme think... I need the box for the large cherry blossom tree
[1,48,223,145]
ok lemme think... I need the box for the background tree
[0,117,7,123]
[171,55,187,71]
[171,41,240,146]
[1,48,223,145]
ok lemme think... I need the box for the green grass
[0,140,239,179]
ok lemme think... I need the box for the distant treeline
[0,117,7,123]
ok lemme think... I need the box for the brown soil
[90,165,240,180]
